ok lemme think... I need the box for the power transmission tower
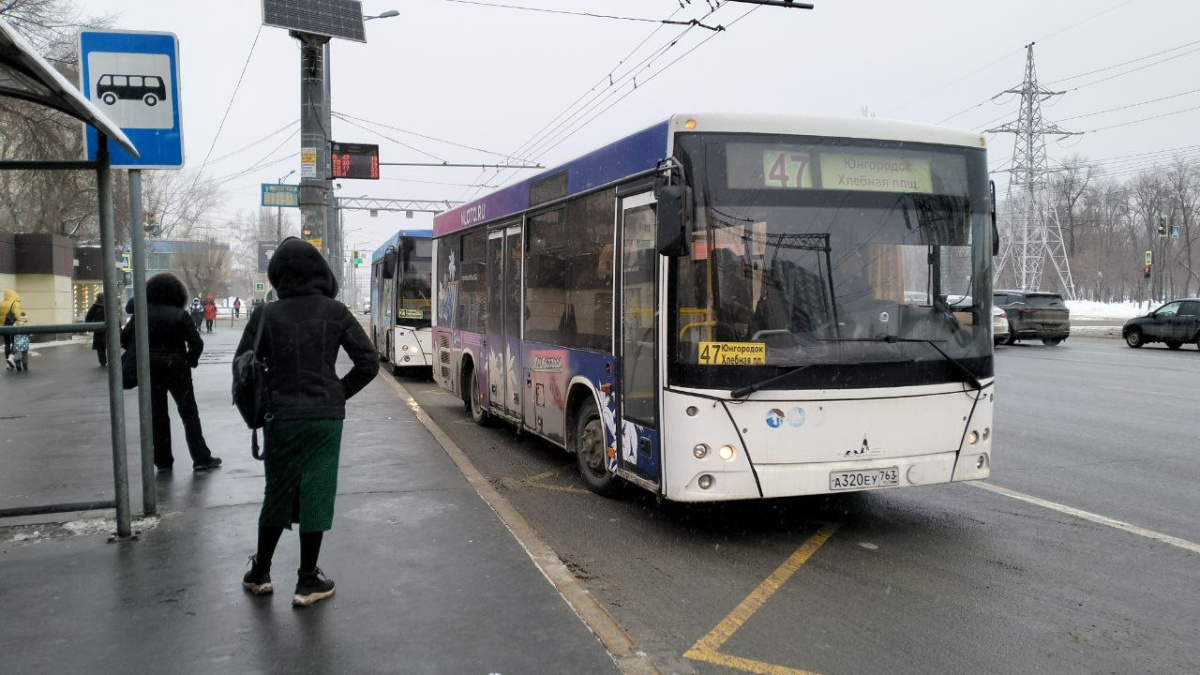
[988,42,1079,298]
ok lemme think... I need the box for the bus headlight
[967,430,979,445]
[718,445,736,462]
[693,444,709,459]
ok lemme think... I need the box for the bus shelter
[0,18,140,537]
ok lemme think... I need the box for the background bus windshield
[670,134,993,391]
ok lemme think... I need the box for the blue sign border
[79,30,184,169]
[261,184,301,208]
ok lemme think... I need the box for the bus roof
[370,228,433,263]
[432,114,986,239]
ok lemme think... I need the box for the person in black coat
[84,293,107,367]
[237,238,378,606]
[121,273,222,472]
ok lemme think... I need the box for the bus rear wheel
[575,400,621,497]
[143,93,158,106]
[464,364,489,426]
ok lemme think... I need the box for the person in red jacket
[202,296,217,333]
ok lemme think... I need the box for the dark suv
[993,290,1071,346]
[1122,298,1200,350]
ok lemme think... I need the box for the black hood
[268,237,338,299]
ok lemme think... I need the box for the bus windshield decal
[697,342,767,366]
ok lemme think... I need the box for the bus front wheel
[575,400,621,497]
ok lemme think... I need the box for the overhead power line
[188,24,263,194]
[332,111,531,161]
[1045,38,1200,85]
[1056,87,1200,122]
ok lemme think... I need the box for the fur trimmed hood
[268,237,338,299]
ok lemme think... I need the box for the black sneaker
[292,568,335,607]
[193,456,222,471]
[242,556,274,596]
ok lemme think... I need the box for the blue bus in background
[370,229,434,372]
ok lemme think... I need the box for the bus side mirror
[656,184,691,257]
[382,246,397,278]
[990,180,1000,257]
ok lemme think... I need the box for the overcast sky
[79,0,1198,255]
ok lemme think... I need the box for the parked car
[993,290,1071,345]
[1122,298,1200,350]
[993,307,1009,345]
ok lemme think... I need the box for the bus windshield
[670,133,993,391]
[398,238,433,327]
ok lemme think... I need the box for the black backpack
[231,305,270,459]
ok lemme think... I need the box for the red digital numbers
[329,144,380,180]
[370,154,379,179]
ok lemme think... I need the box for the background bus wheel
[1165,340,1182,350]
[143,93,158,106]
[1124,328,1143,348]
[465,366,489,426]
[575,400,621,497]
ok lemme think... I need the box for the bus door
[486,223,523,419]
[616,192,660,481]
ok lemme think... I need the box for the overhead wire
[456,3,694,200]
[331,111,526,161]
[186,24,263,195]
[461,1,735,201]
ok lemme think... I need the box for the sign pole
[97,136,132,539]
[128,169,155,515]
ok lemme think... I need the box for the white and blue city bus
[432,114,997,501]
[370,229,434,372]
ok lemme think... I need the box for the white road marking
[971,481,1200,555]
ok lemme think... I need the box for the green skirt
[259,419,344,532]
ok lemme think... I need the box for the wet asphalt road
[398,336,1200,675]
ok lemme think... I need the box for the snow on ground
[1066,300,1153,320]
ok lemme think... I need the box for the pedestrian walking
[121,273,222,473]
[203,296,217,333]
[233,297,241,319]
[8,313,30,372]
[2,288,21,368]
[238,238,379,607]
[189,298,203,328]
[84,292,107,367]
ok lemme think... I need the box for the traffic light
[1158,217,1167,237]
[352,250,361,267]
[1144,265,1152,279]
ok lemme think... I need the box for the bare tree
[176,239,231,300]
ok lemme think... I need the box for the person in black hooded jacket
[237,237,379,607]
[120,273,222,472]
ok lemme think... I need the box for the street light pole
[277,169,295,242]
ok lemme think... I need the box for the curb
[381,375,661,675]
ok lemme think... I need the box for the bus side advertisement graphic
[697,342,766,366]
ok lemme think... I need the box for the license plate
[829,467,899,491]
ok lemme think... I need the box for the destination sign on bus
[697,341,766,366]
[729,143,956,195]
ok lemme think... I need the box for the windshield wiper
[730,363,817,399]
[819,335,983,391]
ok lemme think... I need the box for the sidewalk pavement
[0,322,619,674]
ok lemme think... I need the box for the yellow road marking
[1095,384,1200,401]
[685,523,839,675]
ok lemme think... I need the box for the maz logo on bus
[461,204,486,227]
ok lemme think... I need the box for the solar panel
[262,0,366,43]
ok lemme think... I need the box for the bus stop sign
[79,30,184,169]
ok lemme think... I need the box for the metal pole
[297,32,330,255]
[323,42,343,292]
[97,135,131,539]
[129,170,155,516]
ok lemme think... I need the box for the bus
[432,114,997,501]
[370,229,434,372]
